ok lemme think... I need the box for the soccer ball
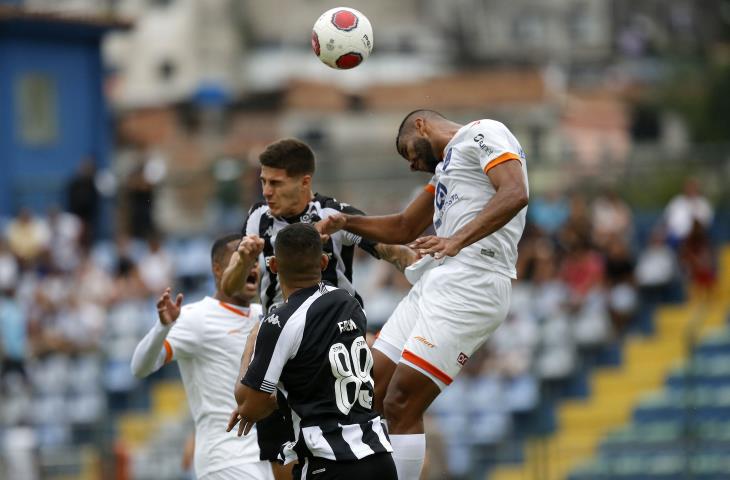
[311,7,373,70]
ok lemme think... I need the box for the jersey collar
[217,300,251,317]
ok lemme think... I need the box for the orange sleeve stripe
[484,152,521,173]
[424,184,436,195]
[402,349,453,385]
[163,340,173,364]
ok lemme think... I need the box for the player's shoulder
[465,119,510,137]
[179,297,209,315]
[310,284,358,311]
[313,193,365,216]
[250,302,264,320]
[174,297,210,330]
[247,201,269,218]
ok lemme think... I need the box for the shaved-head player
[318,110,529,479]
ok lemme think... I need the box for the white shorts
[374,257,511,389]
[198,461,274,480]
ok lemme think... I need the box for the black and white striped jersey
[242,283,393,464]
[242,194,380,313]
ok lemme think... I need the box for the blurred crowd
[0,175,719,479]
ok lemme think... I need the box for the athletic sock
[389,433,425,480]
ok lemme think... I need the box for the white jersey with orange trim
[426,119,528,279]
[130,297,269,478]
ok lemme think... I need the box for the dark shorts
[257,393,295,462]
[297,453,397,480]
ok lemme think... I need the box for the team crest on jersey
[265,314,281,328]
[457,352,469,366]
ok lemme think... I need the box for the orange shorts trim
[424,184,436,195]
[484,152,520,173]
[402,349,453,385]
[163,340,173,364]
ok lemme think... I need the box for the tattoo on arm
[375,244,417,273]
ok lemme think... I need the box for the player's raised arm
[412,160,528,259]
[316,189,434,245]
[130,288,184,378]
[221,235,264,297]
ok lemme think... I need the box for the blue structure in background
[0,6,128,222]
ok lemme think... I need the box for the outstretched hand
[409,236,462,260]
[157,288,183,326]
[315,214,347,243]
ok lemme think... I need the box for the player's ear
[301,174,312,189]
[269,257,279,274]
[320,253,329,271]
[414,117,427,137]
[212,261,223,280]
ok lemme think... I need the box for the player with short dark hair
[131,234,272,480]
[227,224,397,480]
[222,138,414,477]
[259,138,316,177]
[318,110,529,479]
[222,138,415,313]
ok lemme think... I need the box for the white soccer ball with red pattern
[311,7,373,70]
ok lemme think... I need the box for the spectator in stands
[559,235,605,307]
[5,208,51,264]
[635,227,678,303]
[591,189,633,249]
[47,206,83,272]
[124,163,155,239]
[0,286,28,390]
[0,239,19,293]
[679,219,716,294]
[528,189,569,236]
[137,234,174,295]
[66,158,100,243]
[604,238,638,336]
[557,193,593,254]
[664,178,713,246]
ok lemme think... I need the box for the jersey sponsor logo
[442,148,453,170]
[414,336,435,348]
[337,319,358,333]
[473,133,494,157]
[264,314,281,328]
[480,248,496,258]
[435,182,448,210]
[457,352,469,366]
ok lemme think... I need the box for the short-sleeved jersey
[164,297,263,477]
[243,194,380,313]
[242,283,392,464]
[426,119,528,278]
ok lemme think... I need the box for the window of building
[15,73,58,146]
